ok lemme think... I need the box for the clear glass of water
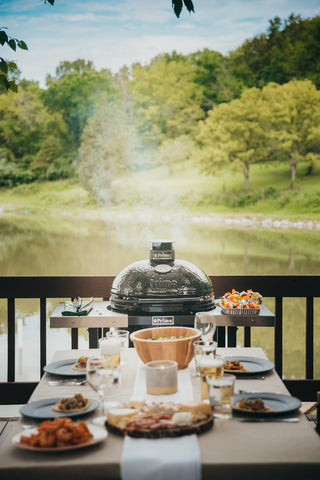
[206,374,236,419]
[86,355,115,424]
[194,311,216,344]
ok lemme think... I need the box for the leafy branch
[172,0,195,18]
[0,0,54,92]
[0,28,28,92]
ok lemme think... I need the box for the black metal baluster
[7,298,15,382]
[71,328,79,349]
[40,298,47,377]
[227,326,237,347]
[244,326,251,347]
[306,297,314,379]
[217,326,225,347]
[274,297,283,378]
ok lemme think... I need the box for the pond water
[1,212,319,381]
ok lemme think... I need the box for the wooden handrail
[0,275,319,297]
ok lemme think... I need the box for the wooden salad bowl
[130,326,201,370]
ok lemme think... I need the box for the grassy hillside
[0,160,319,220]
[111,160,320,219]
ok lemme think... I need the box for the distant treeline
[0,14,319,201]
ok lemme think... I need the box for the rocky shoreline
[2,205,320,231]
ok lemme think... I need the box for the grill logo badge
[152,316,174,326]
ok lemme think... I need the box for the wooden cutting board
[105,414,213,438]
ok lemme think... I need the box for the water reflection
[1,213,320,381]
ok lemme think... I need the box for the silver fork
[48,379,86,386]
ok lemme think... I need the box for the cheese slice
[107,408,140,429]
[178,401,212,416]
[172,412,193,426]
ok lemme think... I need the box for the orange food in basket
[221,291,261,310]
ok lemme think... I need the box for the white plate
[12,424,107,452]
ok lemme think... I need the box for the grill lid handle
[150,240,175,266]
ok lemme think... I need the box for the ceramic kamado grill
[108,241,215,335]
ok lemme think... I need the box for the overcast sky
[1,0,320,87]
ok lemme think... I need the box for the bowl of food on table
[130,326,201,369]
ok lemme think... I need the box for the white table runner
[120,360,202,480]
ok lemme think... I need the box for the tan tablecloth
[0,347,319,480]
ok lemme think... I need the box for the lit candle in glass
[145,360,178,395]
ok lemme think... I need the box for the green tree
[130,54,205,145]
[232,15,320,88]
[43,60,115,155]
[262,79,320,188]
[196,87,267,192]
[188,49,246,111]
[0,81,67,185]
[78,98,137,204]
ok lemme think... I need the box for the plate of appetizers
[223,356,274,375]
[13,418,107,452]
[44,358,87,377]
[20,394,99,420]
[233,393,301,415]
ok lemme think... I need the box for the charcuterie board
[105,401,214,438]
[106,414,213,438]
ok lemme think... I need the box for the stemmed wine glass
[86,355,115,425]
[194,311,216,345]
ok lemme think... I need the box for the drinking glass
[194,311,216,344]
[193,340,217,376]
[207,374,236,419]
[198,356,224,401]
[105,329,129,366]
[99,336,121,367]
[86,355,115,425]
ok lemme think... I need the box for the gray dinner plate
[233,392,301,416]
[223,356,274,376]
[43,358,86,377]
[20,397,99,420]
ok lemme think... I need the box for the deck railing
[0,275,319,403]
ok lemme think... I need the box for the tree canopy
[232,14,320,88]
[196,79,320,191]
[44,60,115,154]
[261,80,320,188]
[0,13,319,200]
[196,87,268,192]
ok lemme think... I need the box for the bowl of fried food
[130,326,201,370]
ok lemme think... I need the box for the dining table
[0,346,319,480]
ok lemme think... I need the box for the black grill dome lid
[110,241,214,299]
